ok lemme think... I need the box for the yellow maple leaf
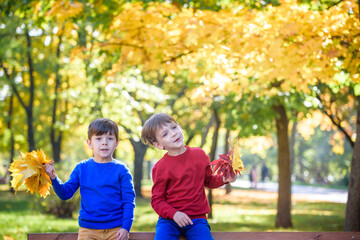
[9,149,53,198]
[228,139,245,174]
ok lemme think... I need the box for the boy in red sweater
[141,113,236,240]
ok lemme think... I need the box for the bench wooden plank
[27,231,360,240]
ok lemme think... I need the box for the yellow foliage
[45,0,83,36]
[9,150,52,198]
[329,131,345,155]
[297,111,332,140]
[47,0,83,22]
[60,0,359,100]
[3,236,14,240]
[237,136,274,159]
[229,139,245,173]
[31,1,42,16]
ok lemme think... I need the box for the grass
[0,185,346,240]
[209,188,344,232]
[0,191,79,240]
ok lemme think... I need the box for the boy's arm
[119,166,136,232]
[50,165,80,201]
[151,165,178,219]
[203,154,227,189]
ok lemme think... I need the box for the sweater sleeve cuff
[51,176,62,187]
[122,221,133,232]
[169,208,178,220]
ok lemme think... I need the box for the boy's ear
[153,142,165,150]
[87,139,93,149]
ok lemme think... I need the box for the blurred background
[0,0,359,239]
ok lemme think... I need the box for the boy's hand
[45,161,56,180]
[116,228,129,240]
[173,211,193,227]
[223,174,237,184]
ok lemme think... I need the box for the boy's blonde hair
[88,118,119,140]
[141,113,178,146]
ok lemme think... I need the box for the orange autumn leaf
[211,139,245,179]
[9,149,53,198]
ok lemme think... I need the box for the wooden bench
[27,231,360,240]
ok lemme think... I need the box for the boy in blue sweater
[45,118,135,240]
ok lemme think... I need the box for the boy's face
[87,132,119,162]
[153,122,184,151]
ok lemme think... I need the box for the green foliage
[34,192,81,218]
[161,0,281,10]
[222,87,311,138]
[138,0,224,10]
[293,126,352,185]
[300,0,343,10]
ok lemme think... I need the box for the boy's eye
[162,133,167,137]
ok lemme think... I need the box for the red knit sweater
[151,146,225,220]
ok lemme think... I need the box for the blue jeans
[154,217,214,240]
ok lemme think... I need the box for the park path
[231,179,348,203]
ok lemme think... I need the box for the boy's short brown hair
[88,118,119,140]
[141,113,177,146]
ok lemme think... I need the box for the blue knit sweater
[51,158,135,231]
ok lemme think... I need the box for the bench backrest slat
[27,232,360,240]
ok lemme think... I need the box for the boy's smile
[153,122,186,156]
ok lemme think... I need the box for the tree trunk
[25,29,35,151]
[147,160,152,179]
[296,141,306,182]
[51,35,63,163]
[0,33,35,152]
[289,120,297,178]
[207,108,220,219]
[274,104,293,228]
[200,114,214,148]
[130,139,148,198]
[224,129,232,194]
[7,94,15,193]
[344,96,360,231]
[185,133,194,146]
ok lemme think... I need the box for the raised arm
[49,165,80,201]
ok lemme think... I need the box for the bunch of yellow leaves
[9,149,53,198]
